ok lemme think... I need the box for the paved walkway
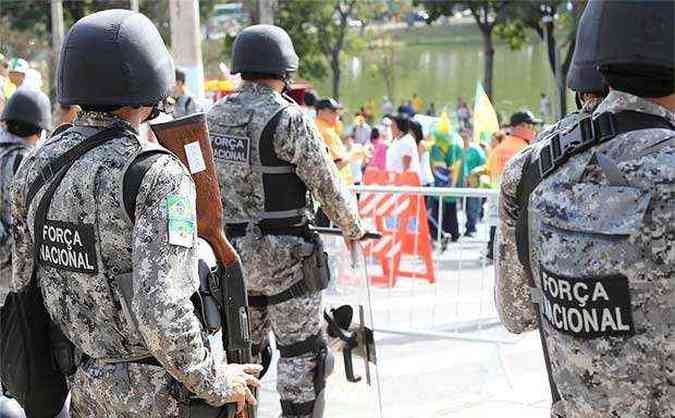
[257,222,552,417]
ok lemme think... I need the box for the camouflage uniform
[0,129,30,306]
[208,81,364,417]
[495,90,675,417]
[10,112,237,417]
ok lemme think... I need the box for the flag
[472,81,500,145]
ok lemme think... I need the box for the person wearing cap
[495,1,675,416]
[207,24,365,418]
[7,58,28,90]
[486,110,539,183]
[490,9,609,263]
[315,97,353,187]
[9,10,260,417]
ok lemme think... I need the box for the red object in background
[286,79,313,105]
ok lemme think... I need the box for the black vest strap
[26,127,128,210]
[513,110,675,405]
[30,131,122,259]
[123,150,172,223]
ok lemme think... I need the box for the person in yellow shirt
[0,54,16,115]
[412,93,423,113]
[315,97,353,185]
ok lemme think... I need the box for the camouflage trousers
[234,233,324,418]
[70,360,182,418]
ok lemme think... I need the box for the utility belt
[225,221,311,240]
[85,355,236,418]
[226,223,331,308]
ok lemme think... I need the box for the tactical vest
[210,90,308,229]
[515,110,675,414]
[23,126,167,360]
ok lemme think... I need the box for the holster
[298,236,331,293]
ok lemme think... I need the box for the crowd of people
[302,88,543,258]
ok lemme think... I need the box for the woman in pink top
[368,127,388,170]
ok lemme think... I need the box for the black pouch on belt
[170,379,237,418]
[299,237,331,292]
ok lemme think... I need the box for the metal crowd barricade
[322,184,512,345]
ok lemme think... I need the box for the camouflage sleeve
[9,153,34,292]
[131,155,231,406]
[273,107,365,240]
[495,147,538,334]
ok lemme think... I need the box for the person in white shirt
[385,113,421,178]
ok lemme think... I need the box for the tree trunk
[481,29,495,102]
[331,49,341,99]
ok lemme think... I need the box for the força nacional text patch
[212,134,249,164]
[539,268,634,338]
[38,220,98,273]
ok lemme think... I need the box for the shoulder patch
[38,220,98,273]
[166,194,196,248]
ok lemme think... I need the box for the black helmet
[231,25,299,76]
[1,88,51,130]
[596,0,674,70]
[566,0,605,93]
[57,9,174,108]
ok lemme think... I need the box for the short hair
[370,127,380,140]
[387,113,410,134]
[5,119,41,137]
[175,69,186,83]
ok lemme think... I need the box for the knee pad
[278,335,334,395]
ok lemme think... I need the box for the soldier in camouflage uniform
[207,25,365,418]
[495,1,675,417]
[0,88,51,418]
[9,10,260,417]
[0,89,51,306]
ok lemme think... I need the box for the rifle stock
[150,114,255,418]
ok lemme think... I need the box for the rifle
[150,113,256,418]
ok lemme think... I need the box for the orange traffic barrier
[357,168,435,287]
